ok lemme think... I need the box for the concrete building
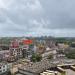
[9,39,23,60]
[0,62,10,75]
[22,45,29,58]
[17,58,75,75]
[0,50,10,61]
[10,48,23,59]
[58,43,69,49]
[40,70,57,75]
[18,59,56,75]
[9,38,34,60]
[42,47,57,59]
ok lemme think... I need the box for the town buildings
[17,58,75,75]
[9,38,34,60]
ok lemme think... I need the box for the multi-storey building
[9,38,34,60]
[0,50,10,61]
[9,39,23,60]
[0,62,10,75]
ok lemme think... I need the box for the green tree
[7,71,12,75]
[47,54,53,59]
[31,54,42,62]
[65,50,75,59]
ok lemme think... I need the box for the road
[66,69,75,75]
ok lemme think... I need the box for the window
[3,66,5,68]
[3,69,5,72]
[0,70,2,73]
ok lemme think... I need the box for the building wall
[18,69,39,75]
[0,64,9,74]
[10,48,23,59]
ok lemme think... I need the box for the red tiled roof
[22,40,33,45]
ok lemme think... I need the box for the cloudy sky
[0,0,75,37]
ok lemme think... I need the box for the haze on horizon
[0,0,75,37]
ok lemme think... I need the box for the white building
[0,62,10,74]
[42,47,57,59]
[10,48,23,59]
[40,70,57,75]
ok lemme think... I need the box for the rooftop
[19,58,75,74]
[0,61,8,66]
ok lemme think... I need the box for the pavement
[66,69,75,75]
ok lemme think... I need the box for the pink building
[0,50,10,61]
